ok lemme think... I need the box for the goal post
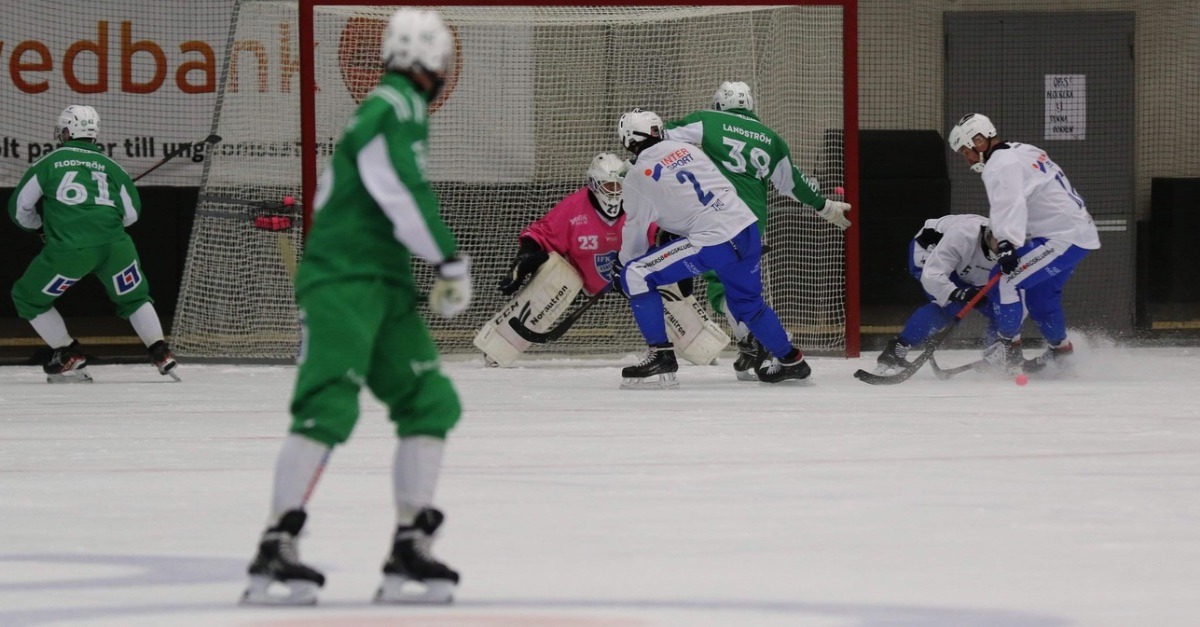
[174,1,859,359]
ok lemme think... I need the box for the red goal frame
[297,1,860,356]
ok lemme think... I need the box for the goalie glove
[816,199,852,230]
[430,256,472,318]
[498,238,549,295]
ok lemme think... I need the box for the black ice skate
[982,337,1024,375]
[44,341,92,384]
[241,509,325,606]
[148,340,180,382]
[1024,340,1073,374]
[755,348,812,383]
[874,337,912,375]
[375,508,459,604]
[620,342,679,389]
[733,335,765,381]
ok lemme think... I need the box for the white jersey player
[948,113,1100,373]
[875,214,1000,374]
[612,108,808,387]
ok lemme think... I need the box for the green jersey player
[242,8,468,606]
[664,82,851,380]
[7,105,178,383]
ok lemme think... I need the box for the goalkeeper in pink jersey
[498,152,655,297]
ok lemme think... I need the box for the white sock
[29,309,72,349]
[269,434,332,526]
[393,436,445,525]
[127,303,164,347]
[731,319,749,343]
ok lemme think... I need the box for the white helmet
[617,108,663,152]
[712,81,754,112]
[381,9,453,75]
[55,105,99,141]
[586,152,628,219]
[948,113,997,173]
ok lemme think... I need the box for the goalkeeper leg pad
[659,284,730,367]
[472,253,582,367]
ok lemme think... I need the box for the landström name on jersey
[722,124,772,144]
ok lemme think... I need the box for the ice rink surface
[2,340,1199,627]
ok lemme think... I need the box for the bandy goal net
[173,2,857,360]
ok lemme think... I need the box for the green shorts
[11,236,152,319]
[289,278,462,446]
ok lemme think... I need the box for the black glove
[498,238,548,295]
[915,227,943,250]
[676,276,694,298]
[948,286,981,303]
[995,240,1019,275]
[610,261,628,299]
[36,228,46,244]
[654,228,682,247]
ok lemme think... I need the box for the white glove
[429,256,472,318]
[816,199,852,230]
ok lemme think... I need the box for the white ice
[2,340,1199,626]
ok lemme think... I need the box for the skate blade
[620,372,679,390]
[735,369,759,382]
[759,375,814,385]
[374,575,455,604]
[163,370,181,382]
[240,576,319,606]
[47,368,93,384]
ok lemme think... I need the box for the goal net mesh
[173,3,848,359]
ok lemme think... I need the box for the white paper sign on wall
[1045,74,1086,140]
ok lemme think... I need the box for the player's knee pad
[472,253,582,366]
[659,283,731,366]
[11,277,60,320]
[289,381,362,446]
[393,376,462,438]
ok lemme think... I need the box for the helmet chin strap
[969,150,986,173]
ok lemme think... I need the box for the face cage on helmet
[981,226,999,260]
[590,182,622,218]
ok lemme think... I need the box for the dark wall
[0,187,197,325]
[1148,178,1200,304]
[859,130,952,307]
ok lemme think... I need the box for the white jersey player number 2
[655,164,719,208]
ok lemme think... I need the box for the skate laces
[635,348,663,367]
[396,528,439,563]
[413,535,437,562]
[266,530,301,564]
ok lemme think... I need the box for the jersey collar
[983,141,1011,162]
[720,108,760,122]
[63,139,102,152]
